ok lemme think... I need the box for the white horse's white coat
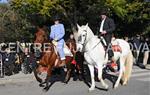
[76,24,133,91]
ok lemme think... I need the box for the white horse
[76,24,133,91]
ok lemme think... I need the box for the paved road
[0,66,150,95]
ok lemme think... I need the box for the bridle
[78,29,101,52]
[78,30,88,46]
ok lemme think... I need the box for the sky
[0,0,8,3]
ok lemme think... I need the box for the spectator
[3,47,16,75]
[124,36,129,42]
[132,34,142,65]
[140,37,150,69]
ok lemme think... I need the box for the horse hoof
[104,85,109,90]
[63,79,69,84]
[88,88,95,92]
[122,82,127,86]
[78,76,83,81]
[43,87,49,92]
[42,89,48,92]
[39,83,45,87]
[63,81,68,84]
[114,85,118,89]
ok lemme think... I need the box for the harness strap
[84,40,101,53]
[99,36,107,47]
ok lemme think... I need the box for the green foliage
[1,0,149,41]
[106,0,127,18]
[0,4,33,42]
[106,0,150,23]
[105,0,150,35]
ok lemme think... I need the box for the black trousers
[102,33,114,60]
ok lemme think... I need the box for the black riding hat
[100,8,108,15]
[53,15,61,21]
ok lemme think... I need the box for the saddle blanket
[64,43,73,57]
[112,45,122,52]
[54,43,73,57]
[111,38,122,52]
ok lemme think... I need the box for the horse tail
[122,50,134,85]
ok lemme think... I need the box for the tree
[8,0,150,38]
[10,0,106,32]
[106,0,150,36]
[0,3,33,42]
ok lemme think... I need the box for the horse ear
[73,24,80,41]
[73,32,78,41]
[77,24,81,30]
[85,23,88,28]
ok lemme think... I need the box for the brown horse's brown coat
[34,26,75,89]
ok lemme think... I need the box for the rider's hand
[101,30,107,35]
[54,38,57,41]
[52,40,57,46]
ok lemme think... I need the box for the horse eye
[78,36,82,41]
[83,30,86,32]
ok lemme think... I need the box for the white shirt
[99,18,106,33]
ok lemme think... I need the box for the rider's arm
[49,26,55,40]
[105,18,115,33]
[55,24,65,41]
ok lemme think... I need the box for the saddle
[53,43,74,67]
[53,42,73,57]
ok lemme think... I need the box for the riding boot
[108,48,114,61]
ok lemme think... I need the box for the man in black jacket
[99,9,116,62]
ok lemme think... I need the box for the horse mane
[82,25,99,42]
[34,26,50,43]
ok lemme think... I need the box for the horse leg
[114,57,125,89]
[43,66,52,92]
[64,64,72,83]
[122,51,133,86]
[64,69,71,83]
[75,64,83,81]
[88,64,95,92]
[97,65,109,90]
[33,65,42,83]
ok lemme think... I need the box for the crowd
[0,9,149,79]
[124,34,150,69]
[0,34,149,78]
[0,42,36,77]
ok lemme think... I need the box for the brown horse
[33,26,75,91]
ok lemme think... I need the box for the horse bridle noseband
[78,30,101,52]
[78,30,88,46]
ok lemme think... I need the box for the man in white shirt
[99,9,116,62]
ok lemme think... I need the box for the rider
[99,8,116,63]
[66,33,76,55]
[50,15,66,67]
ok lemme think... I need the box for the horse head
[76,23,94,52]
